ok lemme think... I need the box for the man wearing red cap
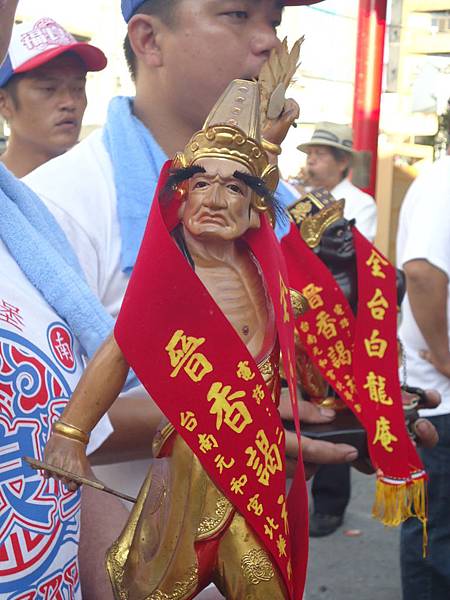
[0,17,106,177]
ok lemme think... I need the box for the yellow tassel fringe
[372,478,428,556]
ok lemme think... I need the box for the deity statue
[42,79,308,600]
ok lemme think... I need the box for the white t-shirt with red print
[0,239,112,599]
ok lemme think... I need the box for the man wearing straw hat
[297,121,376,242]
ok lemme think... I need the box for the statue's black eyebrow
[160,165,206,202]
[233,170,285,225]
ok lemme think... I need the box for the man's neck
[0,138,56,178]
[324,176,344,192]
[183,228,240,268]
[133,86,201,158]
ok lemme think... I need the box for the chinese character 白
[364,329,388,359]
[333,304,344,316]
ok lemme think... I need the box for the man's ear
[0,88,14,121]
[249,207,261,229]
[339,154,351,176]
[128,14,165,69]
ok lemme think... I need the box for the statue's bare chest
[196,256,271,357]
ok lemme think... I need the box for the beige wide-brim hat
[297,121,356,154]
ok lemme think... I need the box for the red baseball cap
[0,17,107,87]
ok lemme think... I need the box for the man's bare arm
[404,259,450,377]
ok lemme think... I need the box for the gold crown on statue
[288,189,345,248]
[173,80,279,211]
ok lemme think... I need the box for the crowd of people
[0,1,447,599]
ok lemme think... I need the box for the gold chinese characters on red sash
[281,223,426,529]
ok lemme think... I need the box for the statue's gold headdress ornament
[288,189,345,249]
[173,79,279,213]
[173,37,303,214]
[259,36,304,128]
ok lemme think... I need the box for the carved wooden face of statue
[180,157,260,241]
[315,217,356,265]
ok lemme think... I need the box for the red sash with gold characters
[281,223,427,529]
[114,162,308,599]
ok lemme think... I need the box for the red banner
[115,162,308,599]
[281,223,426,527]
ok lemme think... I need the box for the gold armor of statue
[107,348,282,600]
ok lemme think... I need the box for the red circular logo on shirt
[47,324,75,372]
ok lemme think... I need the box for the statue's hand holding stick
[23,456,137,503]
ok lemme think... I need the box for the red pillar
[352,0,387,197]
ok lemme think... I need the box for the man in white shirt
[297,121,377,242]
[397,152,450,600]
[0,5,125,598]
[296,121,377,536]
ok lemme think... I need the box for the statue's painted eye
[227,184,244,194]
[193,180,209,189]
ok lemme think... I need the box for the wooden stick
[23,456,137,504]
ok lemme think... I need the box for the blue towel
[0,164,126,367]
[103,96,167,274]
